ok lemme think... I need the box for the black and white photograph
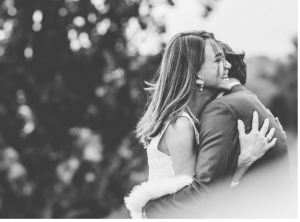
[0,0,297,219]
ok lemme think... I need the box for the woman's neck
[187,87,221,119]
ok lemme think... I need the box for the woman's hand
[237,111,277,168]
[231,111,277,186]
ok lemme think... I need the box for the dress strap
[181,112,200,145]
[155,112,200,146]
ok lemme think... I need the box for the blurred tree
[246,36,297,132]
[0,0,221,218]
[269,36,297,132]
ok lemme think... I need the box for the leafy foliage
[0,0,168,218]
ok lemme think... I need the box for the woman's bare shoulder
[173,116,194,129]
[164,116,194,146]
[163,116,197,176]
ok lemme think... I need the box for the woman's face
[197,40,232,90]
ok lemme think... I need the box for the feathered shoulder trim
[124,175,193,219]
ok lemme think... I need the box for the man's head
[218,41,247,85]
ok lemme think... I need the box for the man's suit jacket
[144,84,295,218]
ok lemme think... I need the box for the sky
[139,0,298,59]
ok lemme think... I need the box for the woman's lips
[221,75,228,79]
[221,70,229,79]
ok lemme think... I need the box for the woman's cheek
[204,79,218,88]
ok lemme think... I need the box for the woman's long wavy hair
[135,31,217,147]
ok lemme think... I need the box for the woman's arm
[162,117,197,176]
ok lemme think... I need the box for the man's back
[209,84,296,218]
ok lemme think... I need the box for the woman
[124,31,277,218]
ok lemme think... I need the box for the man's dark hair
[218,41,247,85]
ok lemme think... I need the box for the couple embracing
[124,31,295,219]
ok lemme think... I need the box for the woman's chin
[218,82,231,91]
[223,84,232,90]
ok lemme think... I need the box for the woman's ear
[196,70,204,85]
[197,69,204,78]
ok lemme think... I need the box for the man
[143,41,295,218]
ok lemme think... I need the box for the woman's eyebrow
[214,52,224,58]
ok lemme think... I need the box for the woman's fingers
[237,119,246,138]
[252,111,259,131]
[265,138,277,150]
[260,118,270,136]
[266,128,275,142]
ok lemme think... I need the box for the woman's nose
[224,59,231,69]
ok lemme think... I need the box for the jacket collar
[223,84,247,96]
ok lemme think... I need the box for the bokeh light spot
[23,122,35,134]
[85,172,95,182]
[68,29,77,40]
[24,47,33,58]
[7,7,17,16]
[2,0,13,9]
[32,10,43,23]
[95,86,107,97]
[58,7,68,17]
[91,0,110,14]
[96,18,111,35]
[0,30,6,41]
[32,23,42,32]
[88,13,97,23]
[79,32,91,49]
[3,20,14,32]
[70,39,81,51]
[73,16,85,27]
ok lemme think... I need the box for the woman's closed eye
[214,54,225,62]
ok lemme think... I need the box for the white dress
[124,111,199,218]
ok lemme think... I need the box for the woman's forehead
[205,39,223,58]
[206,39,223,54]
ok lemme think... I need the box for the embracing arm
[144,100,240,218]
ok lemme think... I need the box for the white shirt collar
[230,82,241,87]
[216,82,241,98]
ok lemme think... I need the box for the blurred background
[0,0,297,218]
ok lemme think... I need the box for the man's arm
[144,100,240,218]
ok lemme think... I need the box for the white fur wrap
[124,175,193,219]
